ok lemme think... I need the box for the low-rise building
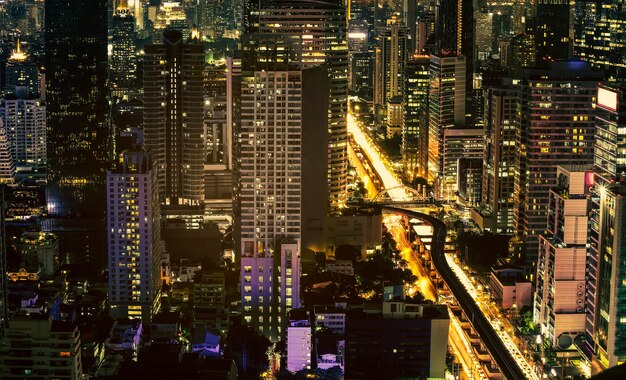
[490,266,532,309]
[314,303,347,335]
[0,315,83,380]
[287,309,312,373]
[345,302,449,379]
[105,319,143,359]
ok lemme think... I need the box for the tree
[223,320,271,379]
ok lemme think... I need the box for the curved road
[383,206,528,380]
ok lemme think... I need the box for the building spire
[9,37,27,62]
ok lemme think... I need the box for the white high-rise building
[238,64,328,341]
[0,89,46,172]
[107,150,164,322]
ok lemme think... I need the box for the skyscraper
[251,0,349,209]
[427,54,466,187]
[143,30,205,206]
[0,90,46,173]
[374,17,408,110]
[0,120,15,184]
[534,165,590,349]
[584,85,626,365]
[107,150,164,322]
[237,62,329,341]
[514,61,602,270]
[111,0,138,103]
[574,0,626,81]
[482,87,516,233]
[0,186,6,338]
[402,55,430,178]
[534,0,571,63]
[45,0,110,216]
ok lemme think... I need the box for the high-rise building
[574,0,626,82]
[143,30,205,206]
[111,0,138,103]
[534,165,590,349]
[427,54,466,186]
[514,61,602,270]
[0,186,6,337]
[237,64,329,341]
[482,87,516,233]
[107,150,164,322]
[402,55,430,178]
[584,85,626,366]
[0,90,46,172]
[0,120,15,184]
[251,0,349,209]
[45,0,110,216]
[152,1,190,42]
[442,127,483,197]
[534,0,571,64]
[591,183,626,368]
[415,10,435,55]
[2,38,40,98]
[0,316,83,379]
[350,51,374,99]
[374,17,408,110]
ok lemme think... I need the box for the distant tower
[3,38,40,98]
[111,0,138,103]
[143,30,205,206]
[0,120,15,184]
[0,89,46,173]
[107,150,164,322]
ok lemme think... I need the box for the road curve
[383,206,528,380]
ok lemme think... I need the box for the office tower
[534,0,571,63]
[107,150,163,322]
[348,19,369,52]
[199,0,228,38]
[0,89,46,172]
[143,30,204,206]
[252,0,349,208]
[482,87,516,233]
[584,85,626,364]
[111,0,138,103]
[402,55,430,178]
[534,166,590,349]
[0,120,15,184]
[286,309,312,373]
[441,127,483,197]
[0,316,83,379]
[574,0,626,82]
[591,183,626,368]
[374,17,408,110]
[0,186,6,337]
[426,54,465,186]
[45,0,110,217]
[475,12,493,61]
[238,65,329,341]
[345,302,449,379]
[3,38,40,98]
[457,157,483,206]
[435,0,473,109]
[500,32,535,77]
[415,10,435,55]
[514,61,601,270]
[350,51,374,99]
[403,0,417,54]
